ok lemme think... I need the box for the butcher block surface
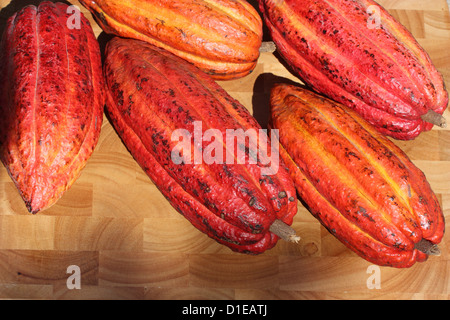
[0,0,449,300]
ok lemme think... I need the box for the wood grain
[0,0,449,300]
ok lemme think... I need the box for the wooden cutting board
[0,0,449,300]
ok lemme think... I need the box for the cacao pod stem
[260,41,277,53]
[421,110,447,128]
[270,220,300,243]
[414,239,441,256]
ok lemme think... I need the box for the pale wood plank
[0,250,98,286]
[144,287,235,300]
[98,252,190,287]
[54,217,143,251]
[279,256,449,294]
[53,284,145,300]
[189,254,279,289]
[0,284,53,300]
[0,216,54,250]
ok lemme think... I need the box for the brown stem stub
[260,41,277,53]
[414,239,441,256]
[421,110,447,128]
[270,220,300,243]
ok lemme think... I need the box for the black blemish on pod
[278,191,287,199]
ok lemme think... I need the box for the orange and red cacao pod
[0,2,105,214]
[259,0,448,140]
[104,37,298,253]
[79,0,263,80]
[270,83,445,267]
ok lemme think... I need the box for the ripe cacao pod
[104,37,298,253]
[259,0,448,140]
[270,83,445,267]
[79,0,263,80]
[0,2,105,213]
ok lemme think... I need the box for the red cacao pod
[259,0,448,140]
[270,83,444,267]
[104,37,298,253]
[79,0,263,80]
[0,2,105,213]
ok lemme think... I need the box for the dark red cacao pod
[103,37,298,254]
[270,83,445,267]
[0,2,105,213]
[259,0,448,140]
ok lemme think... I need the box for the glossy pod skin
[270,84,445,267]
[259,0,448,140]
[0,2,105,214]
[104,37,297,254]
[79,0,263,80]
